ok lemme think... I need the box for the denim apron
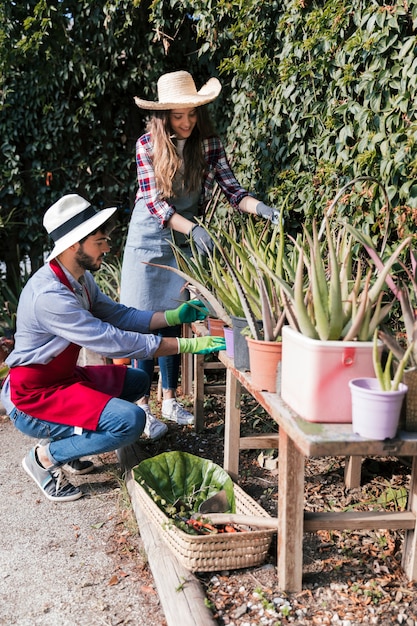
[120,181,200,312]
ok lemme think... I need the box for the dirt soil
[3,364,417,626]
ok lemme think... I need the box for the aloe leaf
[258,274,274,342]
[383,350,393,391]
[358,235,413,304]
[392,341,415,390]
[399,287,415,346]
[373,330,387,390]
[343,271,372,341]
[147,262,232,328]
[281,289,300,332]
[379,329,406,361]
[293,250,319,339]
[367,298,394,340]
[304,223,330,340]
[325,220,344,340]
[220,255,261,340]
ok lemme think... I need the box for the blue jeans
[133,324,180,395]
[9,368,149,467]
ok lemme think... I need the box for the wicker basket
[134,480,275,572]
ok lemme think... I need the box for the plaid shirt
[135,133,251,228]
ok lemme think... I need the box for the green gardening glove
[177,336,226,354]
[165,299,209,326]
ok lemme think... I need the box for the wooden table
[218,350,417,593]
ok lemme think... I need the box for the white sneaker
[162,400,194,425]
[141,406,168,441]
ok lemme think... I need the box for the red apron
[9,261,127,431]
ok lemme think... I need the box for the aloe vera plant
[253,217,412,342]
[353,235,417,369]
[149,214,285,340]
[373,329,414,392]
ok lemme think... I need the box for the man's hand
[255,202,281,225]
[165,299,209,326]
[190,225,214,255]
[177,336,226,354]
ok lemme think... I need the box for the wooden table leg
[344,455,362,489]
[277,429,305,592]
[402,456,417,580]
[181,323,193,397]
[223,368,241,482]
[193,354,205,433]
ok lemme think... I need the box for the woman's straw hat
[134,70,221,110]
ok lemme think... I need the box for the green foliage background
[1,0,417,286]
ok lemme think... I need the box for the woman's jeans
[133,324,181,395]
[9,368,149,467]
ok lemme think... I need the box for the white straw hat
[43,194,117,261]
[134,70,222,110]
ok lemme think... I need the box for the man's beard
[75,247,101,272]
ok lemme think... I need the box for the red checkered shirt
[135,133,251,228]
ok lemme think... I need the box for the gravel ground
[0,412,165,626]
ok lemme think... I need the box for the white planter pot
[281,326,380,423]
[349,377,408,440]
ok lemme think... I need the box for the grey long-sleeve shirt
[1,261,162,414]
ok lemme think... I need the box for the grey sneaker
[142,407,168,441]
[62,459,95,475]
[162,400,194,425]
[22,446,83,502]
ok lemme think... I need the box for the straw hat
[134,70,222,110]
[43,194,117,261]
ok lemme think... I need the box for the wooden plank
[204,384,226,394]
[125,468,217,626]
[203,361,225,370]
[181,324,193,396]
[277,429,305,593]
[193,354,205,433]
[217,351,417,458]
[239,434,279,450]
[304,510,416,531]
[223,369,241,482]
[402,456,417,579]
[118,444,217,626]
[344,455,362,489]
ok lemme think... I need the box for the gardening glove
[190,224,214,255]
[177,336,226,355]
[165,299,209,326]
[255,202,281,225]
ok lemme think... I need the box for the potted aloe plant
[273,215,412,423]
[349,235,417,431]
[348,331,412,440]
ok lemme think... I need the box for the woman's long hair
[147,107,217,199]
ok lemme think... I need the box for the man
[1,194,225,503]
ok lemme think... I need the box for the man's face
[74,231,111,272]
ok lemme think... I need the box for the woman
[120,70,279,440]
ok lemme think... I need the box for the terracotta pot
[207,317,225,338]
[247,337,282,393]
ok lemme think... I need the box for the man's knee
[113,401,146,441]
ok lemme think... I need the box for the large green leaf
[133,451,236,514]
